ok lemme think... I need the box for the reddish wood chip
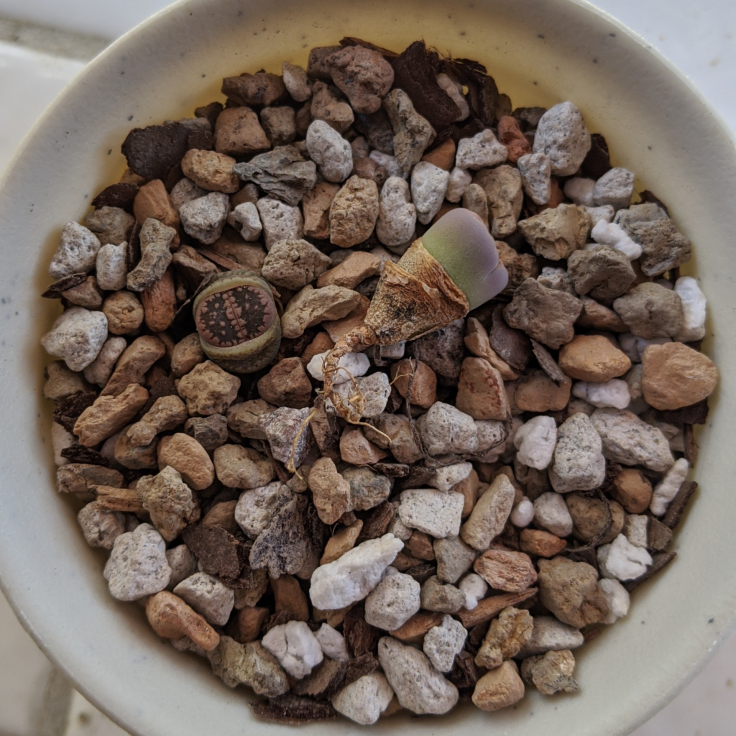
[252,695,335,724]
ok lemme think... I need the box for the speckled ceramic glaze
[0,0,734,734]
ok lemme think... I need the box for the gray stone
[383,89,435,174]
[208,638,290,696]
[433,535,477,583]
[613,282,684,338]
[179,192,230,245]
[628,218,692,277]
[282,62,312,102]
[461,474,516,550]
[256,197,304,250]
[416,401,478,455]
[261,238,331,290]
[173,572,235,626]
[593,167,635,210]
[259,406,314,468]
[183,414,228,451]
[398,489,464,538]
[85,206,135,246]
[568,245,636,301]
[126,218,176,291]
[77,501,125,550]
[343,465,392,511]
[517,615,585,658]
[228,201,262,241]
[376,176,416,247]
[423,615,467,672]
[235,481,293,539]
[411,161,449,224]
[364,570,421,630]
[518,152,551,205]
[233,146,316,206]
[41,307,108,372]
[533,102,591,176]
[549,412,606,493]
[475,165,523,239]
[95,242,128,291]
[48,222,101,279]
[260,107,297,147]
[306,119,353,183]
[456,129,507,170]
[333,371,391,419]
[310,80,354,133]
[420,575,466,613]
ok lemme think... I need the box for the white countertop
[0,2,733,735]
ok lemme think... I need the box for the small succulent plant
[193,270,281,373]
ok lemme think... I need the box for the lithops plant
[322,209,508,422]
[193,270,281,373]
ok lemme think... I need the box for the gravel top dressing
[40,36,718,725]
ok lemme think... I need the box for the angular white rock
[228,202,263,242]
[427,462,473,492]
[510,497,535,528]
[517,616,585,657]
[49,222,101,278]
[376,176,416,247]
[364,569,421,630]
[306,350,370,385]
[52,422,74,466]
[514,415,557,470]
[398,489,464,538]
[369,150,406,180]
[95,242,128,291]
[444,167,473,203]
[256,197,304,250]
[563,177,595,207]
[378,636,459,715]
[549,412,606,492]
[533,101,591,176]
[423,614,467,672]
[674,276,707,342]
[598,578,631,624]
[455,129,507,170]
[234,482,292,539]
[41,307,108,372]
[518,152,552,205]
[590,219,642,260]
[650,457,690,516]
[572,379,631,410]
[332,371,391,418]
[315,623,349,662]
[458,572,488,610]
[585,204,615,226]
[179,192,230,245]
[77,502,125,550]
[417,401,478,455]
[261,620,323,679]
[533,492,573,537]
[597,533,652,581]
[594,167,635,210]
[623,514,649,548]
[103,523,171,601]
[166,545,198,589]
[173,572,235,626]
[309,534,404,610]
[411,161,449,225]
[332,672,395,725]
[306,120,353,183]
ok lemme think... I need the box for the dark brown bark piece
[623,552,677,592]
[343,605,379,658]
[42,273,88,299]
[405,562,437,583]
[353,108,395,154]
[357,501,393,541]
[339,37,399,59]
[91,183,139,211]
[252,695,335,724]
[653,400,709,426]
[638,189,670,216]
[371,462,410,477]
[647,517,673,552]
[465,622,489,656]
[292,659,347,699]
[195,101,223,129]
[662,480,699,530]
[396,465,436,491]
[340,653,379,690]
[683,424,698,465]
[456,588,538,628]
[447,650,479,689]
[187,129,213,151]
[54,391,98,433]
[531,339,566,384]
[60,446,109,466]
[490,303,531,371]
[442,57,509,126]
[581,133,611,179]
[121,122,190,182]
[182,524,243,579]
[391,41,461,131]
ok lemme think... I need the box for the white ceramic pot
[0,0,734,734]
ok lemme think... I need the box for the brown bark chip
[53,390,97,433]
[182,524,244,580]
[389,611,444,643]
[623,552,677,592]
[456,589,538,628]
[358,501,394,540]
[344,605,379,657]
[252,695,335,725]
[92,183,139,211]
[662,480,699,529]
[489,303,532,371]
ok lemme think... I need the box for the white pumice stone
[516,616,585,657]
[77,502,125,550]
[674,276,707,341]
[514,415,557,470]
[428,462,473,492]
[95,242,128,290]
[378,637,459,715]
[306,350,370,385]
[364,569,421,630]
[314,623,349,662]
[369,150,406,180]
[533,492,574,537]
[572,379,631,409]
[650,457,690,516]
[234,482,292,539]
[387,502,413,541]
[376,176,416,246]
[306,119,353,182]
[417,402,478,455]
[166,545,198,589]
[51,422,74,466]
[590,219,642,260]
[179,192,230,245]
[261,620,323,679]
[563,177,596,206]
[228,202,263,242]
[518,152,552,205]
[618,333,672,363]
[433,536,477,583]
[83,336,127,386]
[333,371,391,418]
[455,129,507,170]
[510,497,535,528]
[460,474,515,551]
[423,615,468,672]
[549,412,606,493]
[173,572,235,626]
[458,573,488,610]
[41,307,108,372]
[332,672,395,725]
[593,167,635,210]
[103,523,171,601]
[444,167,473,203]
[411,161,450,225]
[533,101,591,176]
[598,578,631,624]
[309,534,404,610]
[597,533,652,581]
[398,489,464,538]
[585,204,615,226]
[48,222,101,278]
[623,514,649,548]
[256,197,304,250]
[436,73,470,120]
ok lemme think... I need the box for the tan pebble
[271,574,309,621]
[181,148,240,193]
[74,384,149,447]
[62,275,103,309]
[461,474,516,551]
[612,468,653,514]
[472,660,525,711]
[178,360,241,415]
[44,361,92,401]
[497,241,540,294]
[202,500,239,534]
[339,426,388,465]
[157,433,215,490]
[229,606,270,643]
[521,649,579,695]
[146,591,220,651]
[171,333,206,378]
[137,465,200,542]
[280,284,362,339]
[454,469,480,519]
[388,611,445,644]
[102,290,144,335]
[577,295,629,332]
[226,399,276,440]
[302,182,340,239]
[464,318,518,380]
[641,341,718,410]
[329,175,379,248]
[515,370,571,413]
[102,335,166,397]
[308,456,351,524]
[301,332,335,366]
[475,607,533,669]
[519,529,567,557]
[316,251,381,289]
[390,359,437,409]
[473,549,538,592]
[213,445,275,490]
[421,138,456,171]
[322,294,370,342]
[141,268,176,333]
[320,520,363,564]
[127,395,188,447]
[133,179,180,232]
[456,357,510,420]
[214,107,271,157]
[257,357,312,408]
[406,531,435,561]
[558,334,631,382]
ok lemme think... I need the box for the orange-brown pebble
[472,660,526,711]
[515,371,572,413]
[389,611,445,643]
[611,468,653,514]
[390,358,437,409]
[455,357,510,420]
[558,334,631,382]
[339,426,388,465]
[497,116,532,163]
[133,179,180,232]
[519,528,567,557]
[421,138,456,170]
[145,591,220,651]
[301,331,335,365]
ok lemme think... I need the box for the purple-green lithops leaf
[421,208,508,310]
